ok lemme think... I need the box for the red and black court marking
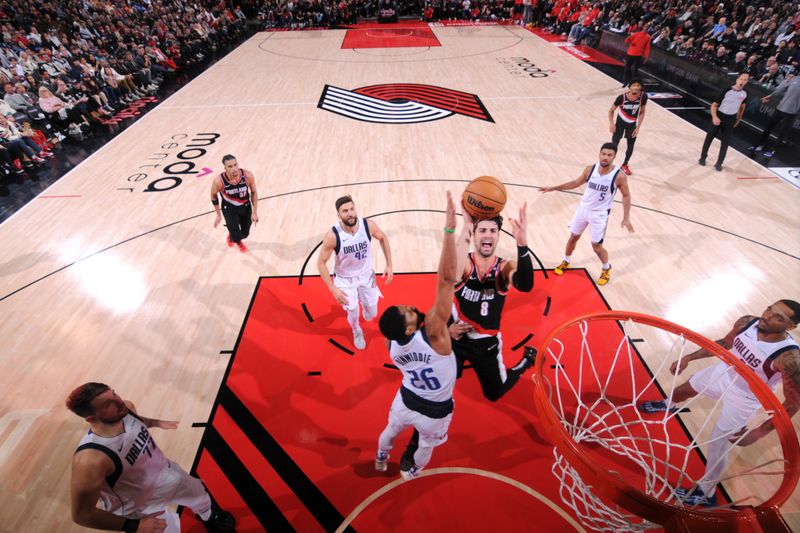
[353,84,494,122]
[181,271,716,532]
[341,22,442,49]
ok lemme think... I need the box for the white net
[538,317,790,533]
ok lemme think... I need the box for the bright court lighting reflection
[70,254,146,314]
[664,266,761,332]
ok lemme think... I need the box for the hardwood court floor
[0,23,798,531]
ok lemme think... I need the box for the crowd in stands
[539,0,798,87]
[0,0,246,180]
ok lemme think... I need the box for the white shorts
[688,362,763,433]
[333,269,382,313]
[569,205,610,243]
[388,390,453,449]
[121,461,211,531]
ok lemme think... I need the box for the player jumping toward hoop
[540,142,634,286]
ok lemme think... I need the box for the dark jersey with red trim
[614,91,648,124]
[219,169,250,207]
[453,253,508,334]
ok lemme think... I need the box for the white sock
[602,263,610,270]
[564,256,571,262]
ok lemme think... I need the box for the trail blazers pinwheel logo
[318,83,494,124]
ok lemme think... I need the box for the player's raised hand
[670,358,689,375]
[508,202,528,247]
[445,190,456,232]
[382,266,393,285]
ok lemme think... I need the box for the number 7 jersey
[390,329,456,403]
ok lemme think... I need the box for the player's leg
[377,392,412,471]
[699,122,721,165]
[686,395,760,505]
[221,205,242,244]
[714,117,735,169]
[147,461,235,531]
[588,210,611,285]
[239,204,253,240]
[468,336,534,402]
[622,126,636,168]
[334,276,365,349]
[555,207,587,275]
[402,411,454,480]
[357,272,381,322]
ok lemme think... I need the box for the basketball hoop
[532,311,800,532]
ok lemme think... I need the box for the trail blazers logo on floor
[318,83,494,124]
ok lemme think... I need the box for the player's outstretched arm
[123,401,178,430]
[670,315,756,374]
[455,207,474,282]
[427,192,459,356]
[317,231,349,306]
[539,165,591,193]
[734,347,800,446]
[368,219,393,285]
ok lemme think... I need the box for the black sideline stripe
[204,427,294,531]
[629,338,645,343]
[550,364,564,369]
[329,338,355,355]
[543,296,552,316]
[220,350,233,355]
[511,333,534,351]
[383,363,400,371]
[301,303,314,323]
[307,371,322,376]
[219,387,355,532]
[191,422,208,428]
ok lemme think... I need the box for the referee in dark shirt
[700,73,750,171]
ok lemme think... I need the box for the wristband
[443,228,455,233]
[122,518,140,532]
[211,198,219,206]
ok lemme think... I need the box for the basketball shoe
[375,451,389,472]
[237,241,248,253]
[638,400,678,414]
[201,506,237,531]
[400,465,422,481]
[353,329,366,350]
[675,486,717,507]
[553,260,569,275]
[511,346,537,373]
[621,163,632,175]
[597,266,612,285]
[226,235,234,247]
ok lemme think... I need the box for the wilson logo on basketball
[466,195,496,213]
[318,83,494,124]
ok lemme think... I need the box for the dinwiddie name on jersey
[125,426,153,466]
[588,181,610,193]
[460,286,495,303]
[343,241,368,255]
[733,336,761,368]
[395,351,432,366]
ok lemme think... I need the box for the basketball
[462,175,507,220]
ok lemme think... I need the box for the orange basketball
[462,175,507,220]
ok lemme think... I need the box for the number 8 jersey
[390,329,456,403]
[453,252,508,335]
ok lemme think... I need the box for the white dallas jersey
[390,330,457,403]
[580,163,621,211]
[730,318,799,392]
[75,414,167,515]
[332,217,374,278]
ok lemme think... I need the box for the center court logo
[318,83,494,124]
